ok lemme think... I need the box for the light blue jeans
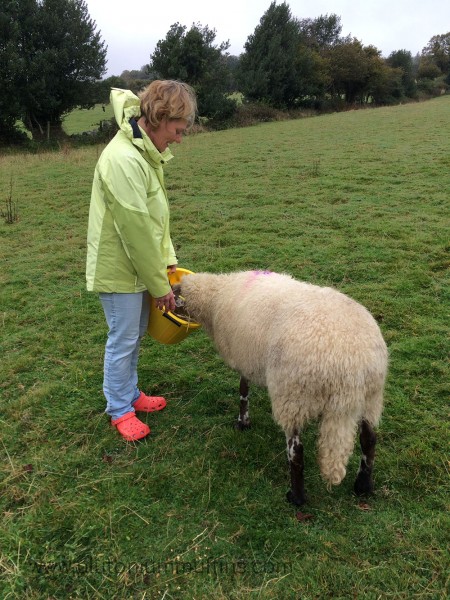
[99,291,150,420]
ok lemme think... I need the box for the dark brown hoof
[286,489,306,506]
[354,472,374,496]
[234,420,251,431]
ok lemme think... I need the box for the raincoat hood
[111,87,141,130]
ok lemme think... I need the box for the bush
[0,124,30,147]
[231,102,289,127]
[417,76,448,98]
[69,118,118,146]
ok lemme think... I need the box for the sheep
[175,270,388,506]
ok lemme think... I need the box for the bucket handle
[162,312,182,327]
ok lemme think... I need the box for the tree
[363,46,403,105]
[0,0,37,141]
[118,66,155,95]
[299,13,347,49]
[293,47,330,104]
[149,23,187,80]
[121,66,153,83]
[422,33,450,75]
[386,50,417,98]
[325,39,370,104]
[417,57,442,80]
[416,55,444,97]
[0,0,107,141]
[238,2,303,108]
[149,22,235,121]
[417,33,450,94]
[95,76,128,105]
[224,55,240,92]
[322,41,403,106]
[296,13,349,106]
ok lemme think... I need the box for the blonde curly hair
[138,80,197,130]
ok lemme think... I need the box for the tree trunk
[28,119,68,142]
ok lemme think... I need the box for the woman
[86,80,197,441]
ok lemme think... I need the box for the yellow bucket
[147,268,201,344]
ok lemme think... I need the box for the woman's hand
[154,265,177,311]
[155,290,176,313]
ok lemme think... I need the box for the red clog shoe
[133,391,167,413]
[111,412,150,441]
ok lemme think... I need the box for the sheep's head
[177,273,224,330]
[171,283,193,321]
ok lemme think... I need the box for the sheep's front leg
[286,429,306,506]
[235,376,251,430]
[354,419,377,496]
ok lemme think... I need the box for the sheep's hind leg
[235,376,251,430]
[286,429,306,506]
[354,419,377,496]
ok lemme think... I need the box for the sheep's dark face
[171,283,192,320]
[171,282,181,297]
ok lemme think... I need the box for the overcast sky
[84,0,450,77]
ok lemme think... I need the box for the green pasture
[62,104,114,135]
[1,97,449,599]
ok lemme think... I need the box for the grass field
[1,97,449,599]
[62,104,114,135]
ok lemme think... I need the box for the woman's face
[149,118,188,152]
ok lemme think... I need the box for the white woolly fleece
[180,270,388,486]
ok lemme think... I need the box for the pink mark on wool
[243,269,274,291]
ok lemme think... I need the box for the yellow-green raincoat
[86,88,177,298]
